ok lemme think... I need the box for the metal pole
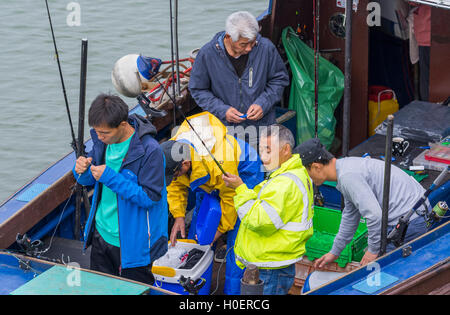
[74,39,88,240]
[342,0,352,156]
[314,0,320,138]
[77,39,88,158]
[380,115,394,256]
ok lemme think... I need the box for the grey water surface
[0,0,269,203]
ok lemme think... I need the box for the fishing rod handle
[432,165,450,188]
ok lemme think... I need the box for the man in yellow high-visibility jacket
[223,124,314,295]
[161,111,263,295]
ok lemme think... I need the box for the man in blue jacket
[188,11,289,147]
[73,93,168,285]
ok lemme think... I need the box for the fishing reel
[16,233,44,257]
[426,201,449,228]
[388,201,449,247]
[313,185,325,207]
[137,92,168,120]
[179,275,205,295]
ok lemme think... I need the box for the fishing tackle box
[151,193,221,295]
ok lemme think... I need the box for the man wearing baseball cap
[294,138,429,267]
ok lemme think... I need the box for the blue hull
[306,220,450,295]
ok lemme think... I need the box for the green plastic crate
[305,206,368,268]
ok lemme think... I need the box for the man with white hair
[189,11,289,142]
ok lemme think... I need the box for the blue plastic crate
[318,181,342,210]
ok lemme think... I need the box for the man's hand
[75,156,93,175]
[314,253,339,269]
[211,231,223,247]
[246,104,263,121]
[90,164,106,181]
[359,251,378,266]
[222,172,244,189]
[225,107,246,124]
[170,217,186,246]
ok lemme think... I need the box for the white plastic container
[152,240,214,295]
[151,193,220,295]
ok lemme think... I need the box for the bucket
[368,86,399,136]
[195,192,222,245]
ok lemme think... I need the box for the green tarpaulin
[282,27,344,149]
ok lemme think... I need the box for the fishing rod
[169,0,176,128]
[45,0,90,240]
[387,165,450,248]
[174,0,181,97]
[159,1,225,175]
[153,75,227,176]
[168,0,182,129]
[44,0,78,153]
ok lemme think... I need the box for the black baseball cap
[293,138,334,166]
[160,140,190,185]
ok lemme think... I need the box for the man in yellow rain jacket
[223,124,314,295]
[160,111,263,295]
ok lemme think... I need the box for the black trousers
[90,228,155,285]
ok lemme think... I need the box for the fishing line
[1,174,81,266]
[36,181,78,256]
[28,172,81,257]
[44,0,77,152]
[210,246,234,295]
[9,252,43,277]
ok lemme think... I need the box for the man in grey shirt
[294,138,429,267]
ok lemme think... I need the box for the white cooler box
[151,192,221,295]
